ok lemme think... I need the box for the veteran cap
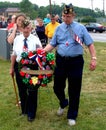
[22,19,31,28]
[63,3,74,14]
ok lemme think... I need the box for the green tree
[38,6,48,19]
[19,0,38,19]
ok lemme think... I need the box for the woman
[36,18,47,48]
[7,14,27,108]
[7,13,26,45]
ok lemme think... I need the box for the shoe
[19,113,27,116]
[28,117,35,122]
[57,107,64,116]
[68,119,76,126]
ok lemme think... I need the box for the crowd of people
[1,3,97,126]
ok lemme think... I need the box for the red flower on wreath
[28,51,34,57]
[38,75,43,79]
[47,74,52,77]
[49,60,55,65]
[29,79,33,85]
[20,71,25,77]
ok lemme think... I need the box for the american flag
[74,34,83,46]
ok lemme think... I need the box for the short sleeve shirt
[50,21,93,57]
[13,34,42,62]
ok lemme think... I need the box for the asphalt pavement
[90,32,106,42]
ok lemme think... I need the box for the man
[10,19,42,122]
[45,14,60,43]
[55,14,62,24]
[43,13,51,26]
[0,16,7,28]
[44,3,97,126]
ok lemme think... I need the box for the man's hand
[89,59,97,71]
[10,67,15,77]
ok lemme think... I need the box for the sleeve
[45,25,48,37]
[36,37,42,48]
[50,27,59,47]
[82,25,94,46]
[12,38,17,56]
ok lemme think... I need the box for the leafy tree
[38,6,48,19]
[95,8,105,17]
[0,1,105,20]
[0,2,19,8]
[33,4,39,11]
[19,0,37,19]
[81,16,96,23]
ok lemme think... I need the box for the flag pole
[49,0,52,15]
[11,75,20,108]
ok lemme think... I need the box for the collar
[64,22,74,28]
[22,33,31,41]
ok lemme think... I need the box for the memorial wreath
[18,49,55,89]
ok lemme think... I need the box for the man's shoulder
[29,33,39,39]
[15,34,23,40]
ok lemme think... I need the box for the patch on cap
[22,19,31,28]
[63,3,74,14]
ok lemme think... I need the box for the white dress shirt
[12,33,42,62]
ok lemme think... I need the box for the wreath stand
[21,69,53,75]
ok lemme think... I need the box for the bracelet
[91,56,97,60]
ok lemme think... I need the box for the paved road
[89,32,106,42]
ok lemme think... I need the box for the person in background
[36,18,47,48]
[34,17,40,27]
[7,15,16,30]
[7,13,27,45]
[10,19,42,122]
[0,16,7,28]
[44,3,97,126]
[43,13,51,26]
[55,14,62,24]
[45,14,60,43]
[7,13,37,45]
[7,13,27,107]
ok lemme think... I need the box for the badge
[65,41,69,46]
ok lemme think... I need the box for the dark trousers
[14,62,38,118]
[54,53,84,120]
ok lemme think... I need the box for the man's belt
[56,53,82,60]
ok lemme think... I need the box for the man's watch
[91,56,97,60]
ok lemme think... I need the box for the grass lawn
[0,42,106,130]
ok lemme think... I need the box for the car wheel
[93,29,96,33]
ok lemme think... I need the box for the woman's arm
[7,24,17,44]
